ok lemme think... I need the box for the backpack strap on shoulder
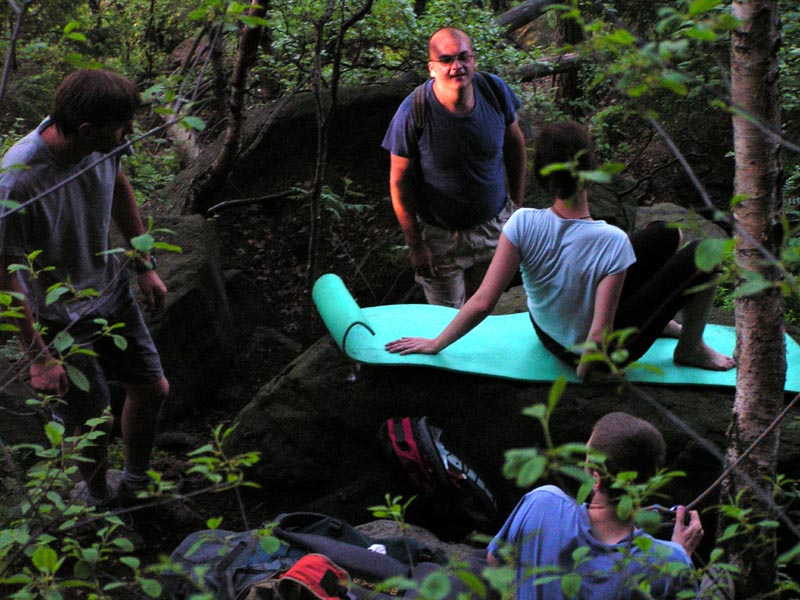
[473,71,506,115]
[412,81,428,137]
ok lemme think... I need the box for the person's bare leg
[121,377,168,478]
[662,319,682,338]
[673,286,735,370]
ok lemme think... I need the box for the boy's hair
[533,120,597,199]
[589,411,666,490]
[51,69,141,136]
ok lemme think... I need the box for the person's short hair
[589,412,666,490]
[533,121,597,199]
[428,26,472,58]
[51,69,141,136]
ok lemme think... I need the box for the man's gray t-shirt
[0,118,126,322]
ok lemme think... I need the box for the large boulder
[226,322,800,540]
[123,214,237,424]
[225,205,797,541]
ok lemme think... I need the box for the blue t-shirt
[381,73,521,230]
[488,486,693,600]
[503,208,635,349]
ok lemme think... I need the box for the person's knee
[126,376,169,409]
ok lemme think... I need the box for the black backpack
[163,511,489,600]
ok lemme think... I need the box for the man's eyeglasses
[431,52,474,65]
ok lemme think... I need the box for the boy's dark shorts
[41,287,164,429]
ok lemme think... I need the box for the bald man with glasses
[382,27,526,308]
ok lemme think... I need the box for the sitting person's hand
[671,505,704,556]
[385,337,441,355]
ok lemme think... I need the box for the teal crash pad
[312,273,800,392]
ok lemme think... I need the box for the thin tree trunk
[554,12,583,113]
[722,0,784,596]
[186,0,268,213]
[305,0,374,294]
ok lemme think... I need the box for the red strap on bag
[277,554,352,600]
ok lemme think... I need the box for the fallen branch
[205,190,295,215]
[517,53,581,81]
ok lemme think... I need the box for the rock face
[224,204,797,541]
[226,328,800,541]
[132,214,238,424]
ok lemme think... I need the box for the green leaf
[140,578,162,598]
[778,542,800,565]
[153,241,182,253]
[52,330,74,353]
[695,238,731,272]
[688,0,721,16]
[44,421,64,446]
[240,16,270,27]
[732,270,772,299]
[607,28,636,46]
[119,556,141,570]
[45,286,69,306]
[686,22,717,41]
[517,454,547,487]
[634,508,662,534]
[181,116,207,132]
[580,169,613,184]
[522,403,546,420]
[420,570,451,600]
[81,547,100,563]
[539,161,574,176]
[32,545,59,574]
[660,71,688,96]
[112,537,136,552]
[130,233,155,254]
[548,377,566,412]
[65,365,91,392]
[259,535,281,554]
[113,335,128,351]
[455,570,487,597]
[0,199,21,209]
[560,573,582,598]
[616,494,634,521]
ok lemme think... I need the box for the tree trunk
[305,0,375,296]
[495,0,556,35]
[722,0,784,596]
[184,0,268,213]
[554,12,583,113]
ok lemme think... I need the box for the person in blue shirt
[385,120,734,379]
[382,26,526,308]
[487,412,704,599]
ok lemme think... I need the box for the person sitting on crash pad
[386,120,734,381]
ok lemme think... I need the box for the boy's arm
[0,259,68,395]
[110,170,167,312]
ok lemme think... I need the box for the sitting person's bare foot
[662,320,682,339]
[673,342,735,371]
